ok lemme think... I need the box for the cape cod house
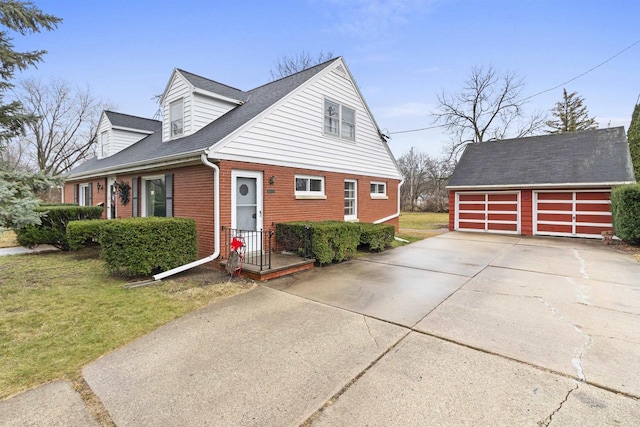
[63,58,403,261]
[446,127,635,238]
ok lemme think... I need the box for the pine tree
[545,88,597,134]
[0,1,61,229]
[628,103,640,182]
[0,0,61,152]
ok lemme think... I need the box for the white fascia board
[193,87,244,105]
[111,126,155,134]
[206,58,341,155]
[66,151,203,181]
[209,151,402,180]
[159,69,194,105]
[446,181,637,190]
[339,59,403,178]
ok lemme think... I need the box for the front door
[231,170,263,253]
[107,177,116,219]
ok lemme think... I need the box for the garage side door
[534,190,612,238]
[455,192,520,234]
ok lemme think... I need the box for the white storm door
[107,177,116,219]
[231,170,263,253]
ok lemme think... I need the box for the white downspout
[373,179,404,224]
[152,153,220,281]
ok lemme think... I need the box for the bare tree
[10,77,111,175]
[433,65,546,159]
[270,50,335,80]
[398,148,454,212]
[423,157,454,212]
[0,135,32,171]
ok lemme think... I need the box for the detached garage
[447,127,636,239]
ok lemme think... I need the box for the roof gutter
[152,153,220,281]
[446,181,636,190]
[373,179,404,225]
[66,151,204,180]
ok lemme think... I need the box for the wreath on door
[115,180,131,206]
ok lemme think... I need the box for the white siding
[111,129,150,154]
[212,63,401,179]
[191,93,236,133]
[96,115,111,160]
[162,73,191,141]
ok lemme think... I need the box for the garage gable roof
[447,127,636,188]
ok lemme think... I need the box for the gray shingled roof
[67,58,339,178]
[447,127,636,188]
[177,69,249,102]
[104,111,161,132]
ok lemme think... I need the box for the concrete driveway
[7,232,638,426]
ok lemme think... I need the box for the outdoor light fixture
[269,175,276,185]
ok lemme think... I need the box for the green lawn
[0,248,251,399]
[399,212,449,230]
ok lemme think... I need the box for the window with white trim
[100,131,108,158]
[323,99,356,140]
[79,184,89,206]
[370,182,387,198]
[142,175,167,217]
[170,99,183,138]
[344,180,357,220]
[295,175,325,198]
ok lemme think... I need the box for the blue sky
[12,0,640,159]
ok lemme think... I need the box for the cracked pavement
[4,232,639,426]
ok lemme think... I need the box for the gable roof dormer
[160,69,247,142]
[96,111,161,159]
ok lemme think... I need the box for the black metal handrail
[221,227,273,271]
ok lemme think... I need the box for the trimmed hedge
[359,223,395,251]
[276,221,395,264]
[66,219,106,251]
[99,217,197,277]
[611,184,640,244]
[16,205,103,249]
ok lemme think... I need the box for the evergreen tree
[545,88,597,134]
[0,1,61,230]
[628,103,640,181]
[0,0,61,153]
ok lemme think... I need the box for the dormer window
[170,99,183,138]
[324,99,355,141]
[100,131,108,157]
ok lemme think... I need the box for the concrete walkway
[2,232,639,425]
[0,244,58,256]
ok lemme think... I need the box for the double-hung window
[324,99,355,141]
[142,176,167,217]
[100,131,108,158]
[170,99,183,138]
[295,175,325,199]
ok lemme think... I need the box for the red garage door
[455,192,520,234]
[534,190,612,238]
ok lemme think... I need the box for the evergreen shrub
[16,205,103,249]
[66,219,105,250]
[100,217,197,277]
[611,184,640,244]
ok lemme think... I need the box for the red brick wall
[63,178,109,218]
[65,161,400,258]
[218,160,400,231]
[448,191,456,231]
[520,190,533,235]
